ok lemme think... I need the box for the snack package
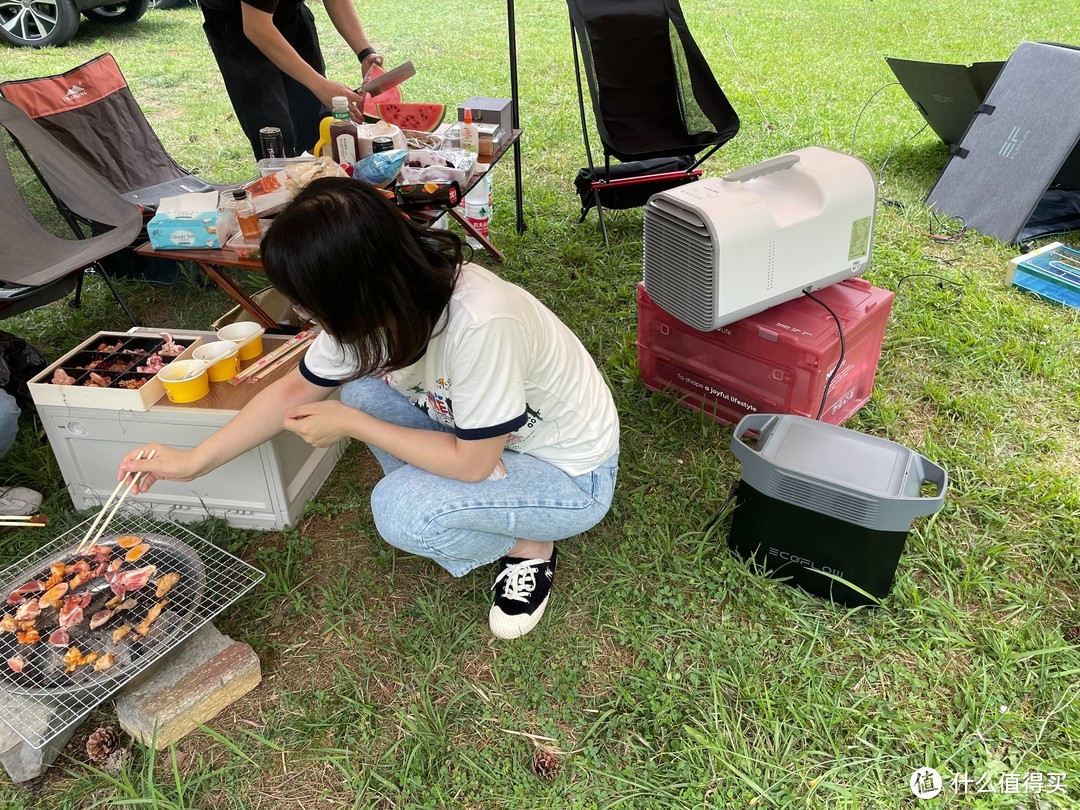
[283,157,347,194]
[394,181,462,211]
[352,149,410,187]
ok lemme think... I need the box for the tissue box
[458,97,513,136]
[148,209,227,250]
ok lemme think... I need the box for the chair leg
[93,264,139,327]
[72,269,85,308]
[595,200,610,247]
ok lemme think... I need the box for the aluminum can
[371,136,394,154]
[259,127,286,159]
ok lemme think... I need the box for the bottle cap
[232,189,247,200]
[463,108,473,123]
[332,96,348,107]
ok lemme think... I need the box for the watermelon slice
[361,64,403,121]
[376,102,446,133]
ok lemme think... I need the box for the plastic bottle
[463,171,491,249]
[460,108,479,155]
[231,189,262,239]
[330,96,359,165]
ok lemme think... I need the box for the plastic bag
[352,150,409,187]
[400,149,477,186]
[0,330,46,405]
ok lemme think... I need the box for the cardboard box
[213,287,302,329]
[28,331,203,411]
[458,97,513,136]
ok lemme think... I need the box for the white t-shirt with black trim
[299,263,619,477]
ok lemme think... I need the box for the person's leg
[278,3,330,156]
[0,391,41,516]
[340,376,453,474]
[0,390,19,458]
[201,9,296,161]
[370,450,619,637]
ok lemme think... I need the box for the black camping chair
[567,0,740,244]
[0,97,141,324]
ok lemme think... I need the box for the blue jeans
[0,390,20,458]
[340,377,619,577]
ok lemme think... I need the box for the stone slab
[116,624,261,750]
[0,693,74,784]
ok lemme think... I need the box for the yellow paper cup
[217,322,265,362]
[193,342,241,383]
[157,360,210,404]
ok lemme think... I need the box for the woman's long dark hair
[261,177,463,377]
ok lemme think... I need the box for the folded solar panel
[926,41,1080,243]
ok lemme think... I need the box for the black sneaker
[488,546,558,639]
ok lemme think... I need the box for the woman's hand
[116,443,201,494]
[283,400,360,447]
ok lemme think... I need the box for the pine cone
[530,746,562,781]
[86,726,120,763]
[104,747,131,776]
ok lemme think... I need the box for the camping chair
[0,97,141,324]
[567,0,740,244]
[0,53,222,215]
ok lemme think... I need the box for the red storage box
[637,279,894,425]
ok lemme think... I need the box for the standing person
[197,0,383,160]
[118,178,620,640]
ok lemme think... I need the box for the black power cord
[802,289,846,420]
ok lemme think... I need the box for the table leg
[195,261,278,329]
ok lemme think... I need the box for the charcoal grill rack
[0,510,263,750]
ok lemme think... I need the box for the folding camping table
[136,130,523,327]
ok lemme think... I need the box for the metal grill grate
[0,510,263,749]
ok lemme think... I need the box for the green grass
[1,0,1079,807]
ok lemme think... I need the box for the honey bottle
[330,96,359,165]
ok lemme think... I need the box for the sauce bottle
[330,96,359,165]
[232,190,262,239]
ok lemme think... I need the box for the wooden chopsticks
[73,448,156,554]
[0,514,47,527]
[230,330,316,385]
[249,339,313,383]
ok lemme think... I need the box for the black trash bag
[0,331,46,406]
[575,155,697,220]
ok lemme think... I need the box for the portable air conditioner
[643,146,877,331]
